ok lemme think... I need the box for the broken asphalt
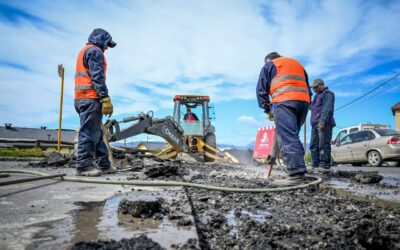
[1,151,400,250]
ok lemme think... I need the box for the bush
[0,148,47,158]
[305,151,312,165]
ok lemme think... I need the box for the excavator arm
[104,112,187,152]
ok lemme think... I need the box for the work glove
[101,96,113,117]
[263,102,271,114]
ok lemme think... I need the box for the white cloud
[237,115,262,127]
[0,0,400,140]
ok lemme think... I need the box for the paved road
[0,161,198,250]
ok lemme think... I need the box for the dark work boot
[76,167,102,177]
[101,166,117,174]
[76,161,102,177]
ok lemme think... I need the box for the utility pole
[57,64,65,153]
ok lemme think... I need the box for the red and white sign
[252,126,275,159]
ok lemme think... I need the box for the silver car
[331,128,400,167]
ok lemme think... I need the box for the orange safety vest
[269,57,310,103]
[74,45,107,99]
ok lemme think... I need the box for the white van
[333,123,391,145]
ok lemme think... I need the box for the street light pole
[57,64,65,153]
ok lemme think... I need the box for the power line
[335,72,400,112]
[335,79,399,117]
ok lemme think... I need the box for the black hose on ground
[0,169,322,193]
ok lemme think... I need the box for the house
[136,141,167,153]
[391,102,400,131]
[0,124,75,153]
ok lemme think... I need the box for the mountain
[216,144,239,150]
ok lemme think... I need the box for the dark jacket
[184,113,199,121]
[83,29,114,99]
[310,87,335,127]
[256,60,312,110]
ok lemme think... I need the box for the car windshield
[374,129,400,136]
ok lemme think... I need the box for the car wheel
[367,150,383,167]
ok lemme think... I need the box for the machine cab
[173,95,212,136]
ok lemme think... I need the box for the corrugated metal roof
[136,142,167,151]
[0,126,75,143]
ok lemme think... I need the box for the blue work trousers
[74,99,110,170]
[310,125,333,168]
[273,100,309,176]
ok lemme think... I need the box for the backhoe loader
[104,95,229,162]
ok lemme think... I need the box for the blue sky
[0,0,399,146]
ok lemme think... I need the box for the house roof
[392,102,400,115]
[0,126,75,143]
[136,142,167,151]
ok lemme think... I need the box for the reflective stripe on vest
[75,72,90,78]
[74,44,107,99]
[270,57,310,103]
[271,74,306,86]
[271,86,309,97]
[75,85,95,90]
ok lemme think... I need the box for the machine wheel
[204,133,217,162]
[367,150,383,167]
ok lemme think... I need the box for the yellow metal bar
[154,145,174,157]
[203,143,219,153]
[203,151,219,160]
[158,150,178,159]
[57,64,65,153]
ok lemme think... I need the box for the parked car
[332,123,390,145]
[331,128,400,167]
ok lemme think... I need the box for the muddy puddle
[326,178,400,203]
[28,191,197,249]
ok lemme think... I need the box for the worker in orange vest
[256,52,312,184]
[74,28,116,177]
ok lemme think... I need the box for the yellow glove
[267,112,274,121]
[101,97,113,117]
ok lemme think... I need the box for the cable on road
[0,169,322,193]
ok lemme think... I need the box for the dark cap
[312,78,324,88]
[265,52,281,63]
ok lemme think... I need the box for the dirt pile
[118,199,163,218]
[72,234,165,250]
[318,170,384,184]
[28,152,70,167]
[355,172,383,184]
[185,187,400,249]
